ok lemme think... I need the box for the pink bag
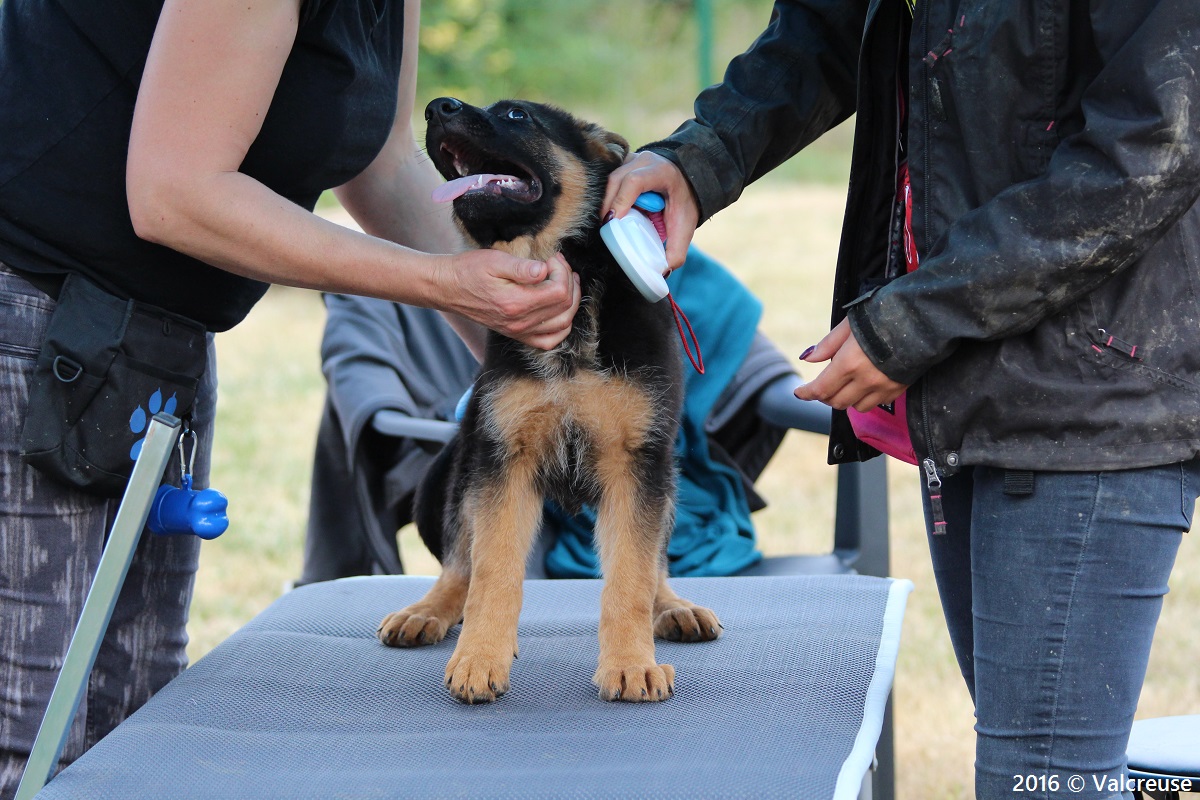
[847,394,916,465]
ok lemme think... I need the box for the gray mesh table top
[37,574,911,800]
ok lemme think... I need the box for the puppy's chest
[520,299,603,378]
[479,368,659,509]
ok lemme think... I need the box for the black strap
[1003,470,1035,496]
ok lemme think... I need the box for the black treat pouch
[20,272,208,497]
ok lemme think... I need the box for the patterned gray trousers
[0,264,215,798]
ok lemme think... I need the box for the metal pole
[696,0,714,90]
[15,414,181,800]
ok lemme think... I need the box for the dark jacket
[646,0,1200,480]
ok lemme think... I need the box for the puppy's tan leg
[378,516,473,647]
[592,467,675,702]
[377,566,470,648]
[444,467,542,704]
[441,378,560,703]
[653,570,723,642]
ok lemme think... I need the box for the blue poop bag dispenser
[148,426,228,539]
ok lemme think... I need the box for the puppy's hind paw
[377,607,452,648]
[654,603,722,643]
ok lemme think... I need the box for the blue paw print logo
[129,389,178,461]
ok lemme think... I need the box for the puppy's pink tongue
[432,175,488,203]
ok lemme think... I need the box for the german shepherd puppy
[376,98,721,704]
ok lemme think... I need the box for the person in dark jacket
[604,1,1200,797]
[0,0,579,795]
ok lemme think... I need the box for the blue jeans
[0,264,216,798]
[924,462,1198,800]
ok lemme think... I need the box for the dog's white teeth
[455,160,469,177]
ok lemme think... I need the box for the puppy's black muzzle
[426,96,464,124]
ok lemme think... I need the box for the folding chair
[302,277,890,585]
[366,373,890,580]
[1127,715,1200,799]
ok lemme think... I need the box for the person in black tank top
[0,1,582,792]
[0,0,579,340]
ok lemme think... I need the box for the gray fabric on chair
[37,574,909,800]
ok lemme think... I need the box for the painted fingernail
[603,210,614,223]
[799,345,816,361]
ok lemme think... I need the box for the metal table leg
[15,414,181,800]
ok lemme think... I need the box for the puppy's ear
[579,121,630,165]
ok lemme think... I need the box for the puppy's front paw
[654,603,722,643]
[377,606,452,647]
[445,648,512,704]
[594,663,675,702]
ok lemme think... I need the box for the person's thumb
[508,253,566,285]
[521,259,549,283]
[484,250,546,285]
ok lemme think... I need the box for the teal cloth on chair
[544,247,764,578]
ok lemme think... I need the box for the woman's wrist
[403,249,456,312]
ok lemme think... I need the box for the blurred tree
[415,0,764,112]
[412,0,853,186]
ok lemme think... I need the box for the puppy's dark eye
[507,107,528,121]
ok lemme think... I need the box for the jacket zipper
[884,20,907,282]
[916,0,950,535]
[922,456,947,535]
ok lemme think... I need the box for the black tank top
[0,0,404,330]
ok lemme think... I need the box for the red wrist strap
[667,293,704,375]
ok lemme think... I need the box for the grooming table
[33,572,910,800]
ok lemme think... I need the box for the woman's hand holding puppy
[434,249,581,352]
